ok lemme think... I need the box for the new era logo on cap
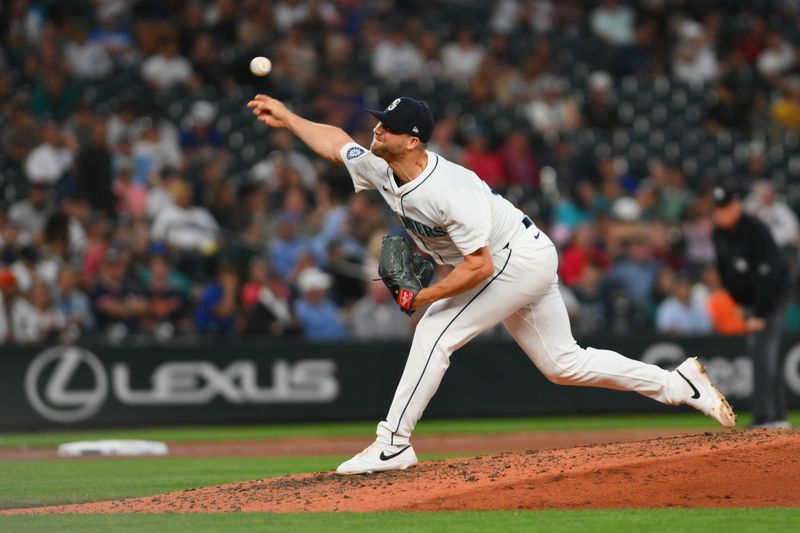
[366,97,434,143]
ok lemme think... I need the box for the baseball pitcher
[247,94,736,475]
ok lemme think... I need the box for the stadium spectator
[426,116,465,166]
[771,77,800,130]
[418,31,444,80]
[522,75,580,137]
[605,235,661,309]
[76,118,115,216]
[190,33,232,89]
[274,0,318,33]
[276,25,320,88]
[151,180,220,256]
[0,216,28,265]
[571,262,608,334]
[672,20,719,85]
[55,265,95,337]
[89,8,135,61]
[106,100,139,147]
[681,196,716,268]
[371,23,423,82]
[180,101,224,162]
[8,184,53,239]
[350,278,413,340]
[202,0,239,48]
[490,0,524,35]
[65,20,113,80]
[2,0,800,341]
[1,107,40,165]
[269,215,309,280]
[613,18,659,77]
[237,3,274,47]
[90,247,147,334]
[67,104,98,150]
[500,130,539,188]
[30,70,79,122]
[706,81,750,132]
[590,0,635,47]
[735,15,767,65]
[24,121,75,186]
[463,131,505,189]
[756,30,796,83]
[240,257,295,336]
[142,254,188,337]
[655,274,712,335]
[12,277,66,344]
[0,269,19,344]
[744,180,800,249]
[582,71,620,131]
[441,28,485,87]
[113,157,148,218]
[251,130,318,192]
[195,261,240,334]
[553,181,599,240]
[9,245,46,295]
[293,266,348,341]
[141,37,195,92]
[559,224,610,288]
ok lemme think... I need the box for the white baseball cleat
[676,357,737,428]
[335,441,418,475]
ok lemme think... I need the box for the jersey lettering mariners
[340,142,529,266]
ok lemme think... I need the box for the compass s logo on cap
[366,97,434,143]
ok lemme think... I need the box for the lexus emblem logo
[25,346,108,423]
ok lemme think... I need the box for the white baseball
[250,56,272,76]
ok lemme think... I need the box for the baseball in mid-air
[250,56,272,76]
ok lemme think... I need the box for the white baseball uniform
[341,142,691,446]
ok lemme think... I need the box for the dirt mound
[4,430,799,514]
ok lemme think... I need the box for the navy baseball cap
[366,97,434,143]
[712,181,744,207]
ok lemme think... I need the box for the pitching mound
[5,429,799,514]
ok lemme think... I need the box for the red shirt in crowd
[560,245,610,287]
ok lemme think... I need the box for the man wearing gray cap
[712,181,793,428]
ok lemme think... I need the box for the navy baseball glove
[378,235,435,314]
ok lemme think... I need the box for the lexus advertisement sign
[24,346,339,424]
[3,337,800,430]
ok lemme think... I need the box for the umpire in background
[711,181,793,428]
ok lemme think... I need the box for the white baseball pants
[377,226,689,446]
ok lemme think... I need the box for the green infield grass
[0,455,351,510]
[2,413,798,532]
[1,509,799,533]
[3,411,796,449]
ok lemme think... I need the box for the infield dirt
[3,429,798,514]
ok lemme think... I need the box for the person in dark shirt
[711,182,793,428]
[90,247,147,334]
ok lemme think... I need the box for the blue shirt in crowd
[294,297,349,341]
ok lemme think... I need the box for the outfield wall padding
[2,336,800,430]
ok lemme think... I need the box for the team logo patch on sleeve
[346,146,366,160]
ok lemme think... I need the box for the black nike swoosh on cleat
[533,231,541,239]
[676,369,701,399]
[379,445,411,461]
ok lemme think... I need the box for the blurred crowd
[1,0,800,344]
